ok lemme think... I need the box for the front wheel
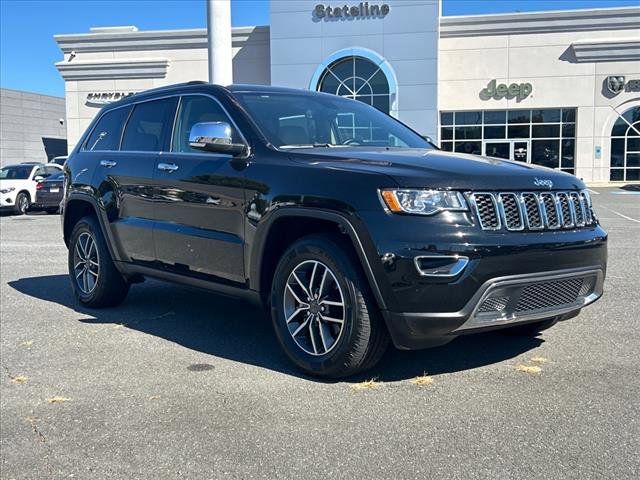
[270,234,388,378]
[68,216,129,308]
[14,192,30,215]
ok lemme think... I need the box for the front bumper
[0,191,17,208]
[382,267,604,349]
[357,211,608,349]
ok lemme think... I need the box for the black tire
[68,215,129,308]
[14,192,30,215]
[45,207,59,214]
[270,234,388,378]
[504,318,558,336]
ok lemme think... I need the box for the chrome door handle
[157,163,179,172]
[100,160,117,168]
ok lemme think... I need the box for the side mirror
[189,122,247,156]
[421,135,433,143]
[34,175,44,182]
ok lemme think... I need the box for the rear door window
[121,98,178,152]
[85,106,131,151]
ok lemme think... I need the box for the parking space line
[598,205,640,224]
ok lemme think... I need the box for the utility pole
[206,0,233,85]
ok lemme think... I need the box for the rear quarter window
[84,106,131,151]
[121,97,178,152]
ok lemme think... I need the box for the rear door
[152,94,248,284]
[91,98,177,264]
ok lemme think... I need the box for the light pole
[206,0,233,85]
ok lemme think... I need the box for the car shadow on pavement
[9,274,543,382]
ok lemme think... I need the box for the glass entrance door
[484,141,530,163]
[512,141,529,163]
[485,142,510,160]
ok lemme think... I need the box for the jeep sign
[480,79,533,101]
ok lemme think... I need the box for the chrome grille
[521,193,543,229]
[471,193,500,230]
[470,191,595,232]
[539,193,560,229]
[557,192,574,228]
[497,193,523,230]
[570,192,585,227]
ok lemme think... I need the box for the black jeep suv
[62,82,607,377]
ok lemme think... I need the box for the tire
[504,318,558,336]
[68,215,129,308]
[270,233,388,378]
[45,207,59,214]
[14,192,30,215]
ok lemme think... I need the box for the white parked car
[0,163,63,215]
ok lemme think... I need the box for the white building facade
[55,1,640,182]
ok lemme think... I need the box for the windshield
[0,165,33,180]
[233,91,433,149]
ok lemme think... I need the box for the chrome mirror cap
[188,121,247,156]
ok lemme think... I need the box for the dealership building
[54,1,640,182]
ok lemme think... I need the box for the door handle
[157,163,179,172]
[100,160,117,168]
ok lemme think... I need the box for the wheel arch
[63,194,122,263]
[251,208,388,311]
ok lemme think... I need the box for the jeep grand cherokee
[61,82,607,377]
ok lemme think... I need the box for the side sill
[119,262,263,308]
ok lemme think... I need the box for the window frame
[168,93,249,155]
[82,104,133,152]
[440,107,577,173]
[84,92,251,156]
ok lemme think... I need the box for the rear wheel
[504,318,558,336]
[68,216,129,308]
[14,192,30,215]
[270,234,388,378]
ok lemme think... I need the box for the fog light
[414,255,468,277]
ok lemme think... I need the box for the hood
[288,147,585,191]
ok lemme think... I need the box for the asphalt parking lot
[1,186,638,479]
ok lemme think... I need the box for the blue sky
[1,0,637,97]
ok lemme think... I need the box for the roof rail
[126,81,212,99]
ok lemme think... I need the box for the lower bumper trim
[382,266,604,350]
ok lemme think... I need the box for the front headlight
[380,189,468,215]
[0,187,15,194]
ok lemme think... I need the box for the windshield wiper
[280,143,348,149]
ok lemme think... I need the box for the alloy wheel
[18,195,28,214]
[283,260,346,356]
[73,232,100,294]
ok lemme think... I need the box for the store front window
[610,106,640,181]
[316,56,391,114]
[440,108,577,174]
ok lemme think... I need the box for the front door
[512,141,529,163]
[485,142,510,160]
[484,141,530,163]
[152,94,248,284]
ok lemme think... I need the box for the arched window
[610,106,640,181]
[316,56,390,114]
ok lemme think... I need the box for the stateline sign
[314,3,390,18]
[480,79,532,101]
